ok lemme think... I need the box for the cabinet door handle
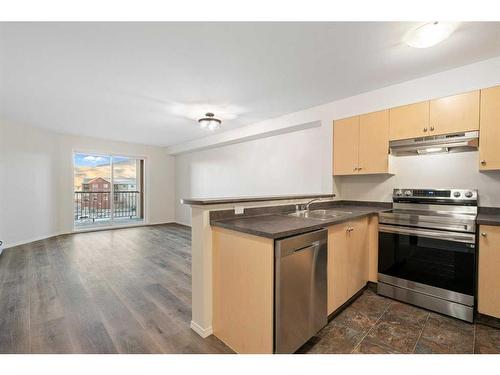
[430,126,435,131]
[481,160,487,165]
[423,127,428,132]
[481,232,487,237]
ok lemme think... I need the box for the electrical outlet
[234,206,244,215]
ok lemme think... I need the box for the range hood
[390,131,479,156]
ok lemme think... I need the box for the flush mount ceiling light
[404,22,457,48]
[198,112,222,131]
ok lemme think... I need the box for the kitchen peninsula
[182,194,390,353]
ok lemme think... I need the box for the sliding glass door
[74,153,145,227]
[112,156,144,223]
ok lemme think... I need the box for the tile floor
[301,289,500,354]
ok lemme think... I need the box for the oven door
[378,225,476,297]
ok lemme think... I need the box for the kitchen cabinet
[388,90,480,141]
[429,90,480,136]
[333,110,390,176]
[347,217,369,296]
[327,216,368,314]
[358,110,390,174]
[389,101,429,140]
[212,227,274,354]
[478,225,500,319]
[479,85,500,171]
[367,215,379,283]
[333,116,359,175]
[327,223,349,314]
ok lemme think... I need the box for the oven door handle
[378,225,476,244]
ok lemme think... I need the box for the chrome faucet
[304,198,322,211]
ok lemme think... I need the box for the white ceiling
[1,22,500,147]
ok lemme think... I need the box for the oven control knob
[404,190,412,197]
[395,190,403,196]
[465,191,473,198]
[453,191,461,198]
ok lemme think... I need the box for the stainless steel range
[378,188,478,322]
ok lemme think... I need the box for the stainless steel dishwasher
[274,229,328,354]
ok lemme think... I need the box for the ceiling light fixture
[404,22,457,48]
[198,112,221,131]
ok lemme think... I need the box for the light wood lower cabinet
[212,227,274,354]
[327,216,369,315]
[478,225,500,319]
[327,223,349,313]
[367,215,379,283]
[479,85,500,171]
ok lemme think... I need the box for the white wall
[57,133,176,234]
[339,152,500,206]
[175,126,329,225]
[0,120,61,248]
[0,119,176,248]
[174,56,500,224]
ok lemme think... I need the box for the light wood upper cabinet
[333,116,360,175]
[479,85,500,171]
[389,101,429,140]
[333,111,390,176]
[478,225,500,319]
[429,90,480,136]
[358,110,390,174]
[327,216,369,315]
[333,89,484,173]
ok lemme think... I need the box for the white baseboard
[3,232,62,250]
[175,221,192,227]
[3,222,187,250]
[190,321,213,338]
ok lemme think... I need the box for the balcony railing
[74,191,140,224]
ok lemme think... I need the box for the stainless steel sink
[288,209,353,220]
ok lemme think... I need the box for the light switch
[234,206,244,215]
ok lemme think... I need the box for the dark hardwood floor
[3,224,499,354]
[0,224,232,354]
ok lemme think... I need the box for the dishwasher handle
[293,241,320,253]
[275,229,327,258]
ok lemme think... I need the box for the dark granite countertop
[477,207,500,226]
[181,193,335,206]
[211,205,389,239]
